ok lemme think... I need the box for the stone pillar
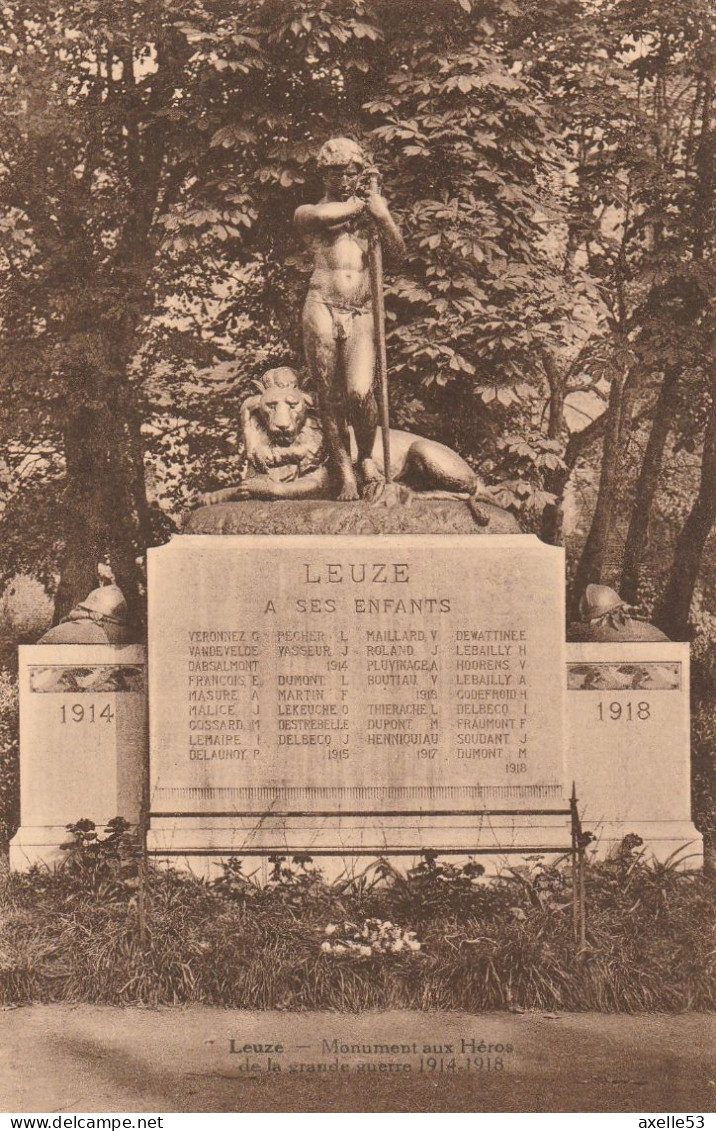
[566,641,702,864]
[9,644,146,870]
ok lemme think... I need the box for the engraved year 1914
[60,703,115,724]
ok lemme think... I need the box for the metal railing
[138,784,588,949]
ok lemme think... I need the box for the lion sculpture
[200,366,489,506]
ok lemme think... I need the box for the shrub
[0,574,53,648]
[58,817,141,902]
[212,853,340,915]
[348,851,519,925]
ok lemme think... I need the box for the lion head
[254,367,313,446]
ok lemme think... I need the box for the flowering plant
[320,918,422,958]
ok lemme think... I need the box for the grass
[0,830,713,1011]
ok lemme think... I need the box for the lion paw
[200,491,226,507]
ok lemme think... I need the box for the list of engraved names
[183,565,529,775]
[149,534,564,807]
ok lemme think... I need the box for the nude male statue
[294,137,405,500]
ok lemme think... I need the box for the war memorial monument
[9,140,701,874]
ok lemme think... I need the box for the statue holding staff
[197,138,503,525]
[294,138,405,500]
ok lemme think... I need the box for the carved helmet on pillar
[578,584,627,623]
[77,584,129,625]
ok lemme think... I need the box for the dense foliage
[0,0,712,619]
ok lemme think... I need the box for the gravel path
[1,1007,713,1113]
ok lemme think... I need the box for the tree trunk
[693,75,712,262]
[654,399,716,640]
[620,368,680,604]
[54,349,150,631]
[52,28,190,629]
[104,367,151,632]
[540,350,567,545]
[54,403,109,623]
[540,405,611,547]
[541,469,567,546]
[570,367,632,619]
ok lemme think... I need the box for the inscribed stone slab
[148,534,566,815]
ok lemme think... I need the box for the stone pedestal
[566,642,701,864]
[10,644,146,870]
[184,497,521,537]
[147,533,568,866]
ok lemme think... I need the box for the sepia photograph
[0,0,713,1118]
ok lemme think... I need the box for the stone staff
[367,169,401,506]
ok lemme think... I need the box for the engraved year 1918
[597,701,651,721]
